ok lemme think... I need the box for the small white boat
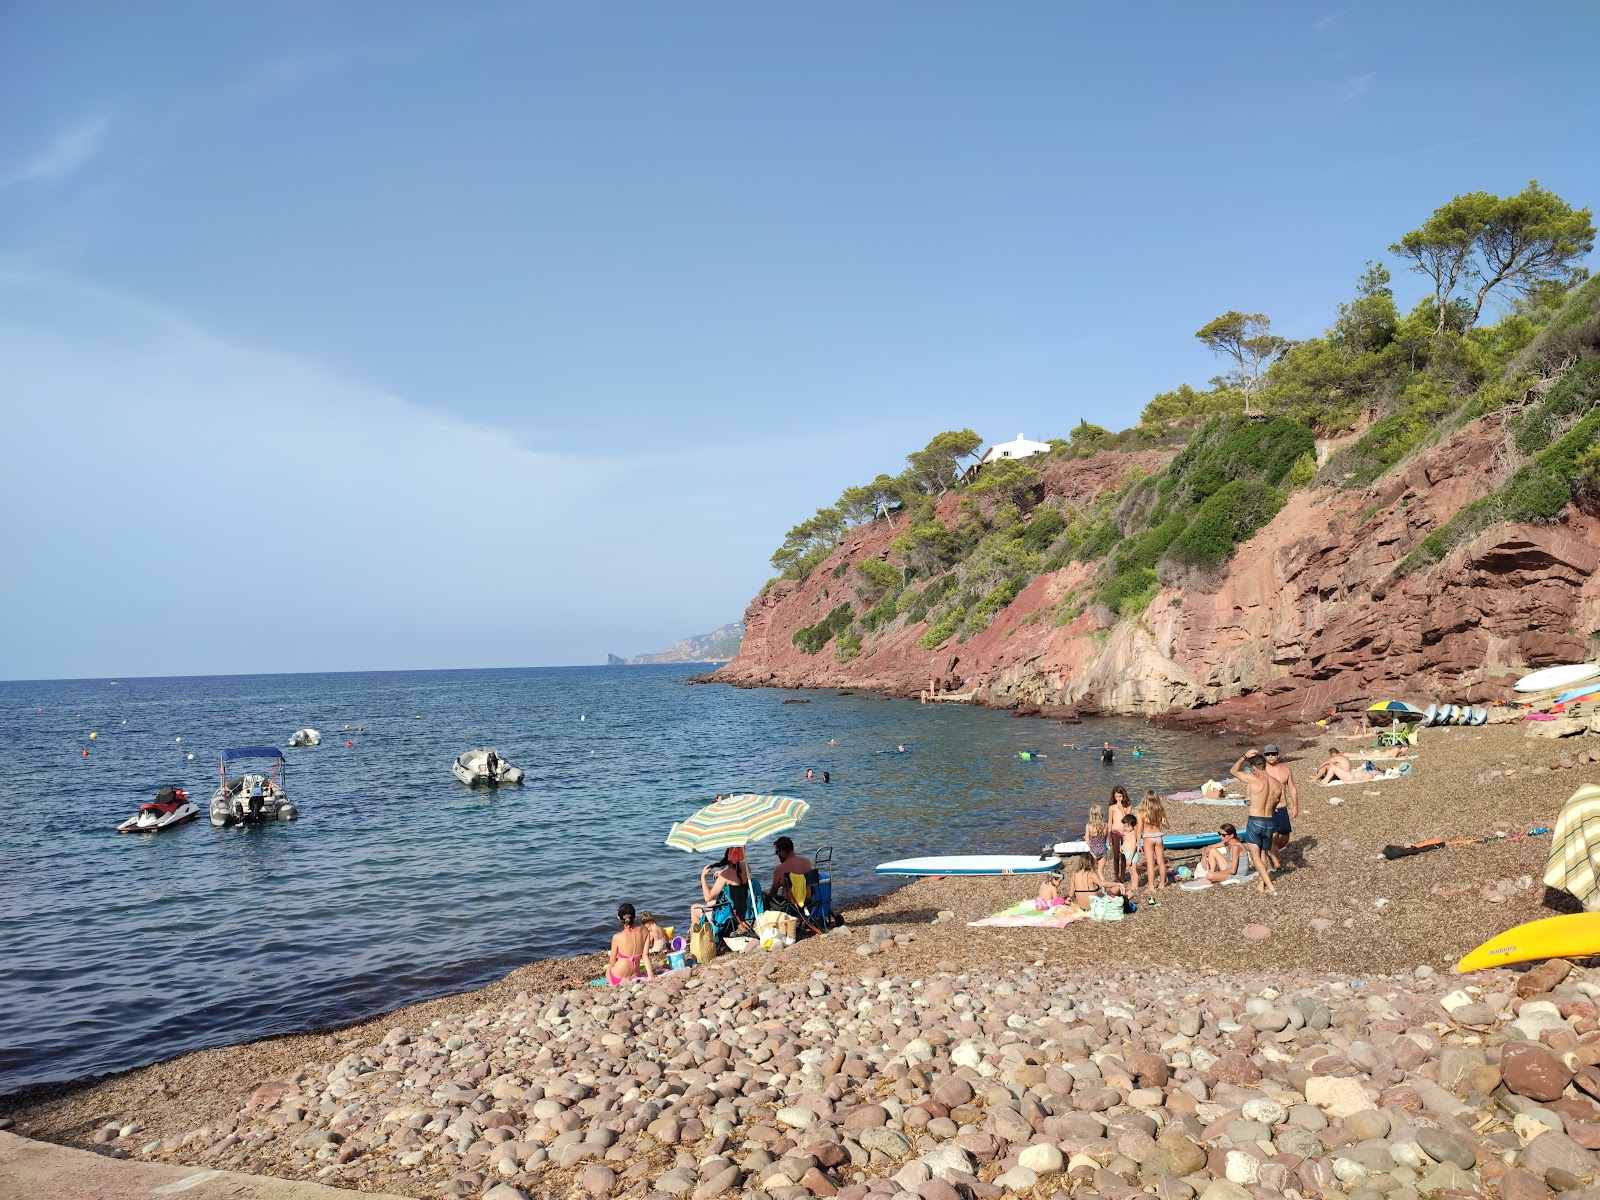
[288,728,321,747]
[453,748,523,787]
[1516,663,1600,694]
[210,747,299,827]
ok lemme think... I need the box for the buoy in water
[347,740,353,747]
[186,752,195,760]
[344,724,350,730]
[175,736,182,742]
[89,732,98,739]
[81,749,88,756]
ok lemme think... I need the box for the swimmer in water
[828,738,837,745]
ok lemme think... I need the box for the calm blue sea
[0,666,1223,1095]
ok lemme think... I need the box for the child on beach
[1084,805,1109,877]
[639,911,668,956]
[1117,813,1139,883]
[1034,871,1068,909]
[1138,791,1170,900]
[1107,786,1133,883]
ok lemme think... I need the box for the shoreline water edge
[6,713,1600,1200]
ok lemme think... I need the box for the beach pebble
[1241,925,1271,941]
[1018,1144,1064,1174]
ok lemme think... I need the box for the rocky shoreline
[9,723,1600,1200]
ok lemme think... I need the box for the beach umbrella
[1545,784,1600,912]
[665,793,810,853]
[1366,700,1425,719]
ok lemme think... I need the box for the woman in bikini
[1106,786,1133,883]
[1138,791,1170,900]
[1068,855,1126,911]
[606,903,654,985]
[690,847,755,938]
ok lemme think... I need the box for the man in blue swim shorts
[1229,750,1279,894]
[1262,744,1299,870]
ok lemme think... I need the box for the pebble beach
[9,719,1600,1200]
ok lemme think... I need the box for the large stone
[1224,1151,1261,1185]
[1157,1130,1208,1176]
[1305,1075,1375,1118]
[1522,1131,1599,1181]
[1019,1144,1065,1175]
[1416,1126,1476,1170]
[1345,1109,1391,1141]
[1498,1167,1548,1200]
[1417,1162,1476,1193]
[1437,1046,1487,1093]
[844,1105,888,1130]
[576,1165,617,1197]
[1518,960,1573,997]
[919,1145,974,1181]
[1503,1042,1574,1103]
[693,1165,743,1200]
[996,1165,1039,1191]
[1198,1180,1253,1200]
[483,1188,529,1200]
[859,1128,911,1157]
[776,1107,817,1130]
[931,1077,972,1108]
[1209,1054,1262,1085]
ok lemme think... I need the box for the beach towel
[1179,870,1257,891]
[968,904,1090,929]
[1320,763,1412,786]
[1182,796,1247,806]
[1545,785,1600,910]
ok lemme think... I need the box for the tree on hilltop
[1391,182,1594,334]
[904,429,983,495]
[1195,312,1288,414]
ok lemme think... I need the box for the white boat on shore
[453,748,524,787]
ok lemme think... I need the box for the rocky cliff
[715,423,1600,728]
[624,622,745,665]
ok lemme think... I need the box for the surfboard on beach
[1052,832,1219,855]
[1457,912,1600,972]
[1515,663,1600,694]
[876,854,1060,876]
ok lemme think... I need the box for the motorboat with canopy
[211,746,299,827]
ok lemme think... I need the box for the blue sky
[3,1,1596,679]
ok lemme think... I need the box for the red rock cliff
[715,422,1600,728]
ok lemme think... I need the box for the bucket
[669,935,686,952]
[667,950,687,970]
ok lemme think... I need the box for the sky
[3,1,1597,679]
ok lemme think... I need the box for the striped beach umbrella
[665,793,810,853]
[1366,700,1425,718]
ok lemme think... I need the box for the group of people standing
[1058,744,1300,910]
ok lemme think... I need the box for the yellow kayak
[1457,912,1600,973]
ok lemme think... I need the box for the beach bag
[1089,894,1124,922]
[1201,779,1226,799]
[689,916,717,965]
[755,910,782,935]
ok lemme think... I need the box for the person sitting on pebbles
[1034,871,1070,909]
[1194,823,1252,883]
[639,910,668,956]
[1068,854,1127,911]
[605,903,654,985]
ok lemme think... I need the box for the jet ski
[211,746,299,827]
[453,748,524,787]
[118,785,198,834]
[288,728,321,747]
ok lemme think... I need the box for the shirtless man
[1262,744,1299,870]
[1227,750,1278,893]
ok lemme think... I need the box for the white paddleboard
[876,854,1061,876]
[1053,840,1090,855]
[1516,663,1600,694]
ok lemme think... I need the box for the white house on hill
[979,433,1052,466]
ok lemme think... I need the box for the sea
[0,665,1226,1096]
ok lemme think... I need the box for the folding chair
[708,876,764,948]
[770,847,835,937]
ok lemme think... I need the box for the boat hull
[1457,912,1600,972]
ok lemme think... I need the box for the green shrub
[853,558,901,593]
[791,603,854,654]
[1020,507,1065,552]
[1094,567,1160,618]
[1168,479,1283,567]
[1339,380,1457,486]
[1285,451,1317,489]
[861,590,902,631]
[834,631,862,662]
[1510,359,1600,455]
[918,607,965,650]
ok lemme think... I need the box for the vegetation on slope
[771,184,1597,659]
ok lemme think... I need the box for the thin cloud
[0,116,110,190]
[1335,73,1374,104]
[1312,14,1339,33]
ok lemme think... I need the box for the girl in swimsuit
[1084,805,1109,876]
[639,911,668,956]
[1138,791,1170,899]
[1034,871,1069,910]
[1106,786,1133,884]
[606,903,654,985]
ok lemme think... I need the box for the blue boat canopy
[221,746,284,762]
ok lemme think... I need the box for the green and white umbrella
[665,793,810,853]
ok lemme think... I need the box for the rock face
[715,419,1600,724]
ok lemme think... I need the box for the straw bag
[690,916,717,965]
